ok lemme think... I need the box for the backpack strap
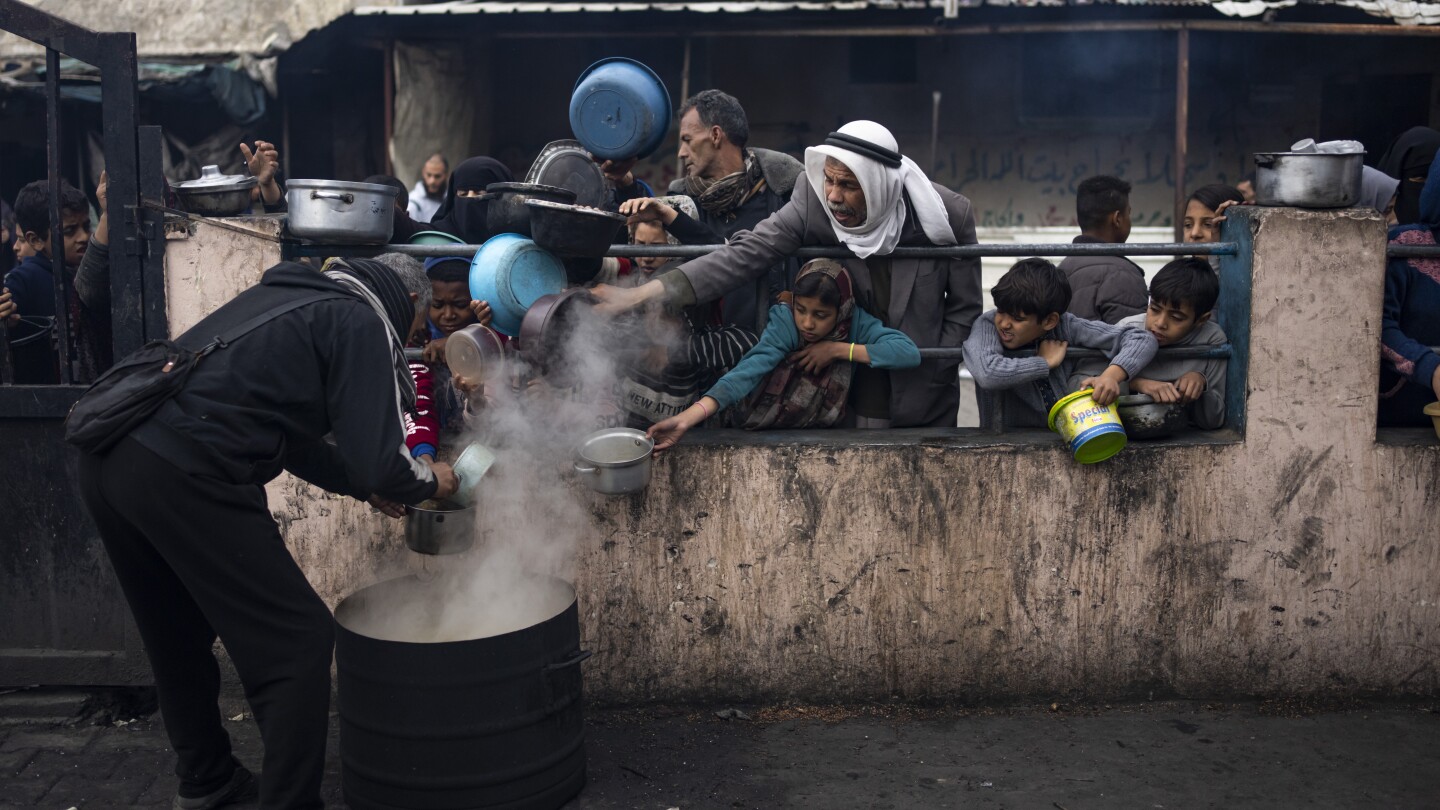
[197,292,353,357]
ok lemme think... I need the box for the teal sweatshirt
[704,303,922,410]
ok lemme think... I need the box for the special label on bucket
[1047,389,1128,464]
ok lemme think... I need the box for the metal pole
[678,37,691,179]
[930,90,941,176]
[383,39,395,178]
[45,46,72,384]
[1173,28,1189,243]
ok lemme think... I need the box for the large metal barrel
[334,575,589,810]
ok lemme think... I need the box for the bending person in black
[77,257,457,810]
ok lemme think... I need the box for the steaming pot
[335,574,589,809]
[403,500,475,555]
[573,428,653,495]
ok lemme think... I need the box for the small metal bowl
[1116,394,1184,440]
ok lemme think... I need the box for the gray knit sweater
[962,310,1158,420]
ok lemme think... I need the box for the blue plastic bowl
[569,57,672,161]
[468,234,567,337]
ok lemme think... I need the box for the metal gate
[0,0,165,685]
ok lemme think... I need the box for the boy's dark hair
[792,271,842,310]
[679,89,749,149]
[425,257,469,284]
[992,258,1071,318]
[1149,257,1220,315]
[1188,183,1245,212]
[14,179,88,239]
[1076,175,1131,231]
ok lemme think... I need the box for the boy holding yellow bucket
[962,259,1158,461]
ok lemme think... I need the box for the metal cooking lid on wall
[526,140,609,209]
[173,165,256,193]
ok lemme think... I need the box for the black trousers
[79,437,333,810]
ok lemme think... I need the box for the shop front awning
[355,0,1440,25]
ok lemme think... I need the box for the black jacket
[132,262,436,504]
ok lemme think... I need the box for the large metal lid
[525,140,609,209]
[173,165,256,193]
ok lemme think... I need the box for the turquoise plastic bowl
[409,230,465,246]
[468,233,566,337]
[569,57,672,160]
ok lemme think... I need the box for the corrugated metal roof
[355,0,1440,24]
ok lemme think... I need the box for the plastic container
[569,57,672,160]
[1425,402,1440,441]
[468,234,567,337]
[1047,390,1127,464]
[445,323,507,383]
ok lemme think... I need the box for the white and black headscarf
[322,257,417,410]
[803,120,956,259]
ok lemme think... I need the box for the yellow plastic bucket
[1047,389,1127,464]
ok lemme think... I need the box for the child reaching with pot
[646,259,920,451]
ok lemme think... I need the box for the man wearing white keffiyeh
[595,120,983,428]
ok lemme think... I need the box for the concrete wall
[164,207,1440,703]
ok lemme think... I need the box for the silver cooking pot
[1253,152,1364,209]
[573,428,653,496]
[172,165,256,217]
[403,499,475,555]
[286,179,398,243]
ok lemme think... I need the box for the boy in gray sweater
[963,258,1158,425]
[1070,257,1228,429]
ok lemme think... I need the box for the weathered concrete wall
[164,207,1440,703]
[0,0,389,57]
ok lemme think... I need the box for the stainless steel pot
[172,165,256,217]
[286,179,399,243]
[404,499,475,555]
[573,428,653,496]
[1253,152,1364,209]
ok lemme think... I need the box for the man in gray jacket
[1058,175,1147,324]
[597,120,982,428]
[625,90,804,334]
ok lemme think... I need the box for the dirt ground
[3,693,1438,809]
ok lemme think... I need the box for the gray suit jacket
[659,179,982,427]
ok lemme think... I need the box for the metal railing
[285,241,1239,260]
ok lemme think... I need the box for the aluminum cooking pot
[172,165,256,217]
[286,179,399,243]
[1253,152,1364,209]
[573,428,653,496]
[403,499,475,555]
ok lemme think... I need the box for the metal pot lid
[525,199,627,221]
[173,165,256,192]
[1116,394,1156,407]
[285,178,400,197]
[525,140,609,209]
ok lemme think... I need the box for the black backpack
[64,292,346,454]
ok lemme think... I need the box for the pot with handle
[286,179,399,243]
[573,428,653,496]
[403,499,475,555]
[1252,152,1364,209]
